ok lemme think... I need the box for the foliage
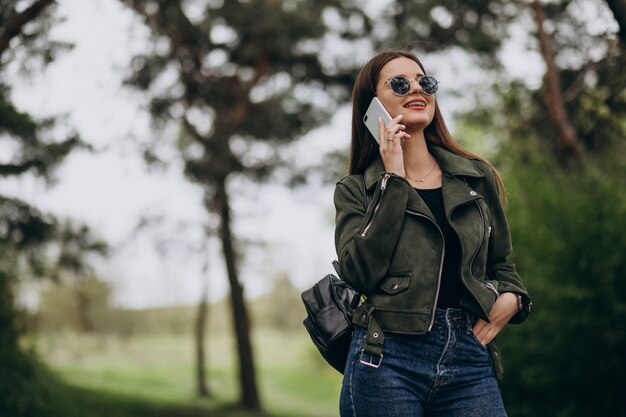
[35,274,305,336]
[0,3,110,416]
[449,3,625,414]
[36,276,114,334]
[0,1,73,74]
[382,0,520,62]
[0,349,45,417]
[121,0,371,186]
[251,272,304,331]
[496,153,626,417]
[36,293,214,337]
[463,51,626,173]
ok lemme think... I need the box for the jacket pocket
[378,275,411,295]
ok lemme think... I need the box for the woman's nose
[408,79,422,94]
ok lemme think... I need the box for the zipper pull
[485,282,500,297]
[381,173,391,190]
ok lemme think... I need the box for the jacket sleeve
[334,173,410,295]
[483,167,532,324]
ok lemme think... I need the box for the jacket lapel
[428,144,485,217]
[441,174,482,219]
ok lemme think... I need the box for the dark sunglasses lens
[389,76,411,95]
[419,75,438,95]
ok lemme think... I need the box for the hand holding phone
[363,97,393,144]
[363,97,408,178]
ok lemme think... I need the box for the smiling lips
[404,99,427,110]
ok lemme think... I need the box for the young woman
[334,50,532,417]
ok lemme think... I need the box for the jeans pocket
[468,329,489,351]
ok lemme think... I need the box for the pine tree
[119,0,372,409]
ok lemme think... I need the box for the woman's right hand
[379,114,409,177]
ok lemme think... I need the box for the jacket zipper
[360,173,391,237]
[485,282,500,297]
[470,202,501,302]
[448,200,500,318]
[406,208,445,331]
[470,201,500,297]
[468,200,486,278]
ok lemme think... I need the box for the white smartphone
[363,97,393,144]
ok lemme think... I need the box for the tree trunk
[194,282,210,398]
[75,283,94,333]
[214,178,261,411]
[0,272,19,351]
[532,0,584,167]
[605,0,626,46]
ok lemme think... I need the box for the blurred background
[1,0,624,416]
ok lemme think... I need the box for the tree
[0,0,72,360]
[195,281,210,398]
[46,221,109,333]
[383,0,517,59]
[530,0,583,167]
[495,154,626,417]
[0,2,106,414]
[37,274,114,334]
[118,0,371,410]
[0,0,56,59]
[378,0,623,169]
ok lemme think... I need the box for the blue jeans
[340,308,507,417]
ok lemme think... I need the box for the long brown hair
[348,50,507,205]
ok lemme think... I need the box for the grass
[34,327,342,417]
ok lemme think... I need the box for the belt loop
[465,311,474,332]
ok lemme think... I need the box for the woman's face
[375,57,436,132]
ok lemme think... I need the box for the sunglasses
[378,75,439,96]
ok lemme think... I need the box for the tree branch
[0,0,56,59]
[605,0,626,46]
[532,0,584,167]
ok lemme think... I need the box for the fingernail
[378,117,382,122]
[396,114,403,120]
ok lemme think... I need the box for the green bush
[498,159,626,417]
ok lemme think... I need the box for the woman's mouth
[404,99,427,110]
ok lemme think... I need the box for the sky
[4,0,546,309]
[5,0,351,308]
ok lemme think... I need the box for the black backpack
[301,261,359,373]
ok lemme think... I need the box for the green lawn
[36,328,342,417]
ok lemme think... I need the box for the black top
[416,187,463,308]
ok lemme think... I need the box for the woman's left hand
[472,292,519,346]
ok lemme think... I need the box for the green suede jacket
[333,144,531,379]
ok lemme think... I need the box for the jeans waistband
[434,307,474,328]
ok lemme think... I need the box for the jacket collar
[363,143,484,191]
[428,144,484,179]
